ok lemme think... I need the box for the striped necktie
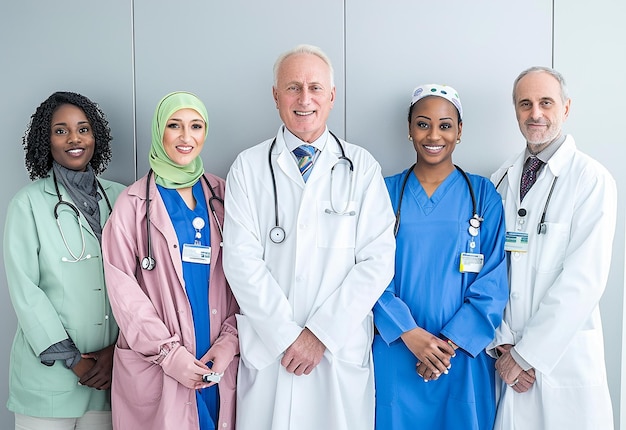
[293,145,317,182]
[520,157,544,201]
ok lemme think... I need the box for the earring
[456,139,461,144]
[408,135,413,141]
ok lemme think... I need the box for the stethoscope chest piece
[468,214,483,237]
[141,256,156,271]
[270,226,286,244]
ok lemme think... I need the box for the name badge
[459,252,484,273]
[182,244,211,264]
[504,231,529,252]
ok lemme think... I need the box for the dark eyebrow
[52,120,89,127]
[414,115,453,121]
[167,118,204,123]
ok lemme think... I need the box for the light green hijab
[149,91,209,188]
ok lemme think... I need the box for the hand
[72,357,96,380]
[199,347,230,388]
[495,345,524,386]
[416,361,441,382]
[78,344,114,390]
[509,368,536,393]
[281,328,326,376]
[401,327,455,378]
[161,345,211,389]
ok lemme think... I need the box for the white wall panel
[344,0,552,178]
[132,0,345,179]
[554,1,626,427]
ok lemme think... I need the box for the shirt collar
[282,126,328,153]
[524,134,567,164]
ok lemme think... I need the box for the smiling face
[272,52,335,143]
[50,103,95,171]
[514,71,570,153]
[162,108,206,166]
[409,96,462,169]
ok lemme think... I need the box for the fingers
[509,369,536,393]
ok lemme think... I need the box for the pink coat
[102,173,238,430]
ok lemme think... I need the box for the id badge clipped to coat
[459,252,484,273]
[182,244,211,264]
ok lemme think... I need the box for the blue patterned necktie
[293,144,317,182]
[520,157,544,201]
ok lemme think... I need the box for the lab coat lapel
[306,133,336,185]
[146,177,187,289]
[275,133,307,186]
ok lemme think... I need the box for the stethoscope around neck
[52,170,112,262]
[268,130,354,244]
[494,169,558,235]
[141,169,224,271]
[393,164,483,238]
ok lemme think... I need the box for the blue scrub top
[159,181,219,430]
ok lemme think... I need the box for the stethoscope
[494,170,558,235]
[393,164,483,239]
[141,169,224,271]
[53,170,112,262]
[268,130,354,244]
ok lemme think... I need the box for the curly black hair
[23,91,113,180]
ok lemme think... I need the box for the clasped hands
[74,344,115,390]
[495,344,536,393]
[281,328,326,376]
[401,327,456,382]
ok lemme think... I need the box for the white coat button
[299,223,306,229]
[212,309,217,315]
[104,315,109,320]
[511,292,520,300]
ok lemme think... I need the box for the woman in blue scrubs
[373,84,508,429]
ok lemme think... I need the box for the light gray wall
[553,1,626,427]
[1,1,624,428]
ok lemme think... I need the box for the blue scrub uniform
[159,181,219,430]
[373,168,508,430]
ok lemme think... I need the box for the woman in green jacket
[3,92,125,429]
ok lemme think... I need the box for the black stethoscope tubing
[494,169,558,235]
[268,130,353,244]
[52,170,112,262]
[394,164,480,237]
[141,169,224,271]
[53,170,112,218]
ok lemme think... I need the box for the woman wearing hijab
[102,91,238,430]
[372,84,508,429]
[4,91,125,429]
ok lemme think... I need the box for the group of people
[3,43,617,430]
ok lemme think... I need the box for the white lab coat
[223,126,396,430]
[489,135,616,430]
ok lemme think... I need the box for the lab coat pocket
[535,222,569,273]
[316,200,357,248]
[113,346,163,405]
[236,314,276,370]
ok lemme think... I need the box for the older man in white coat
[222,44,396,430]
[489,66,617,429]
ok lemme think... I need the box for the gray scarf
[52,162,103,243]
